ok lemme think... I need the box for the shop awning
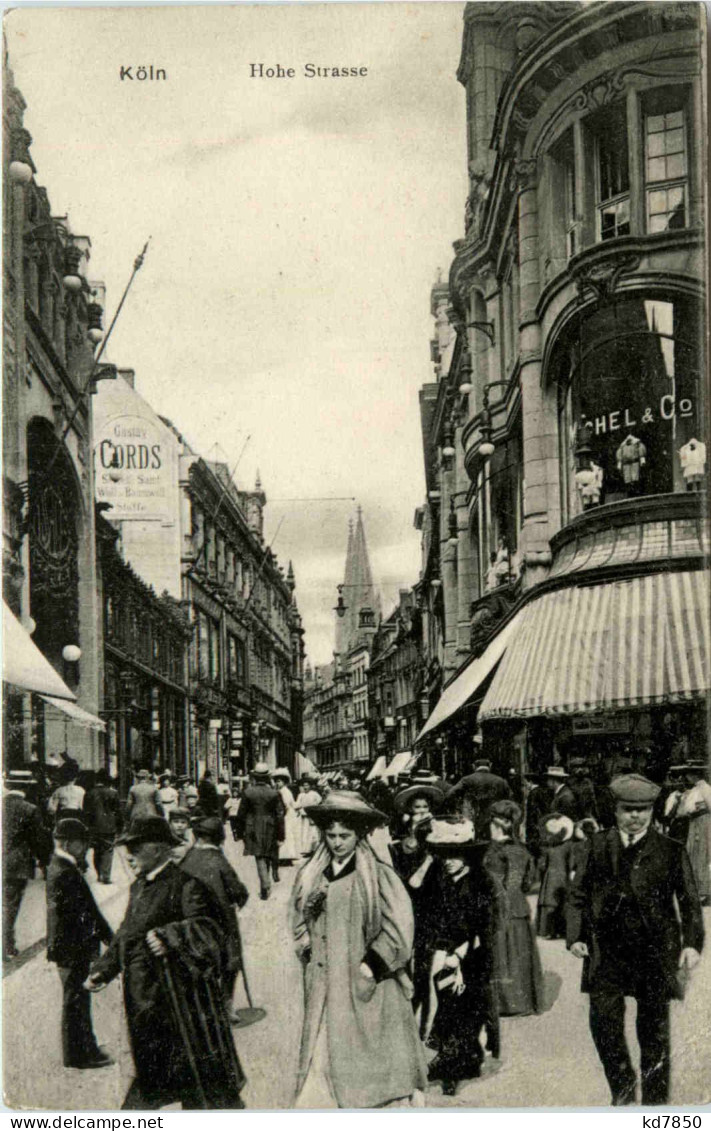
[2,602,76,701]
[40,695,106,732]
[297,753,319,776]
[417,610,524,740]
[384,750,415,777]
[479,570,709,720]
[365,755,388,781]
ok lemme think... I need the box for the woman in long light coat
[290,791,428,1108]
[271,768,300,864]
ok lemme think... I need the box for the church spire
[335,505,379,655]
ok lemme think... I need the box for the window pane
[666,154,686,180]
[648,189,668,213]
[666,110,683,129]
[647,132,665,157]
[664,128,685,155]
[647,156,667,182]
[668,200,686,230]
[647,114,666,133]
[668,185,684,208]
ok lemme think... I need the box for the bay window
[557,295,704,523]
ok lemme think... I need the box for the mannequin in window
[616,435,646,489]
[678,439,706,491]
[576,461,604,510]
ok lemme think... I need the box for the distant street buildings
[3,57,305,787]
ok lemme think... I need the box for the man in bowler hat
[232,763,285,900]
[567,773,704,1105]
[86,817,244,1109]
[46,818,114,1068]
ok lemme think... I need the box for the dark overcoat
[180,846,249,974]
[428,862,498,1080]
[484,840,544,1015]
[46,855,113,967]
[233,785,285,857]
[566,827,704,1000]
[447,771,512,838]
[549,784,580,822]
[83,784,122,840]
[3,792,50,878]
[91,862,226,1104]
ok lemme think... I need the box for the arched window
[27,419,80,668]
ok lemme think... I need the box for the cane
[161,957,209,1109]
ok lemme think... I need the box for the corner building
[419,2,708,779]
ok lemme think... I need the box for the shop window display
[558,296,704,522]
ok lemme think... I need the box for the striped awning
[2,602,76,701]
[41,695,106,732]
[479,570,709,720]
[417,610,523,740]
[384,751,416,777]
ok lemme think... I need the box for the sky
[6,3,468,665]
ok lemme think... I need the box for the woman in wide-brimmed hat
[290,791,427,1108]
[421,818,497,1097]
[536,813,576,939]
[390,781,445,1032]
[484,800,545,1017]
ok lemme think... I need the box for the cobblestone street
[3,839,710,1111]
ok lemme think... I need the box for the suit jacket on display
[566,826,704,999]
[46,854,113,967]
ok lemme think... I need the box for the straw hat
[545,766,569,780]
[271,767,292,782]
[251,762,271,781]
[393,782,445,814]
[305,790,386,830]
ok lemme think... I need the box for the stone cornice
[492,3,700,158]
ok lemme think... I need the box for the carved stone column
[514,158,557,588]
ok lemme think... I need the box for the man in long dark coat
[567,774,704,1105]
[83,770,122,883]
[46,818,114,1068]
[545,766,580,821]
[233,763,284,900]
[180,815,249,1019]
[445,758,512,839]
[86,817,245,1109]
[3,774,50,958]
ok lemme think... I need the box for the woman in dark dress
[390,782,445,1032]
[422,818,497,1097]
[485,800,545,1017]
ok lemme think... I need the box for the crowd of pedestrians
[2,748,709,1109]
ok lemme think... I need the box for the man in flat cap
[85,817,245,1108]
[46,818,114,1068]
[567,774,704,1105]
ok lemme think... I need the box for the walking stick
[160,957,209,1109]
